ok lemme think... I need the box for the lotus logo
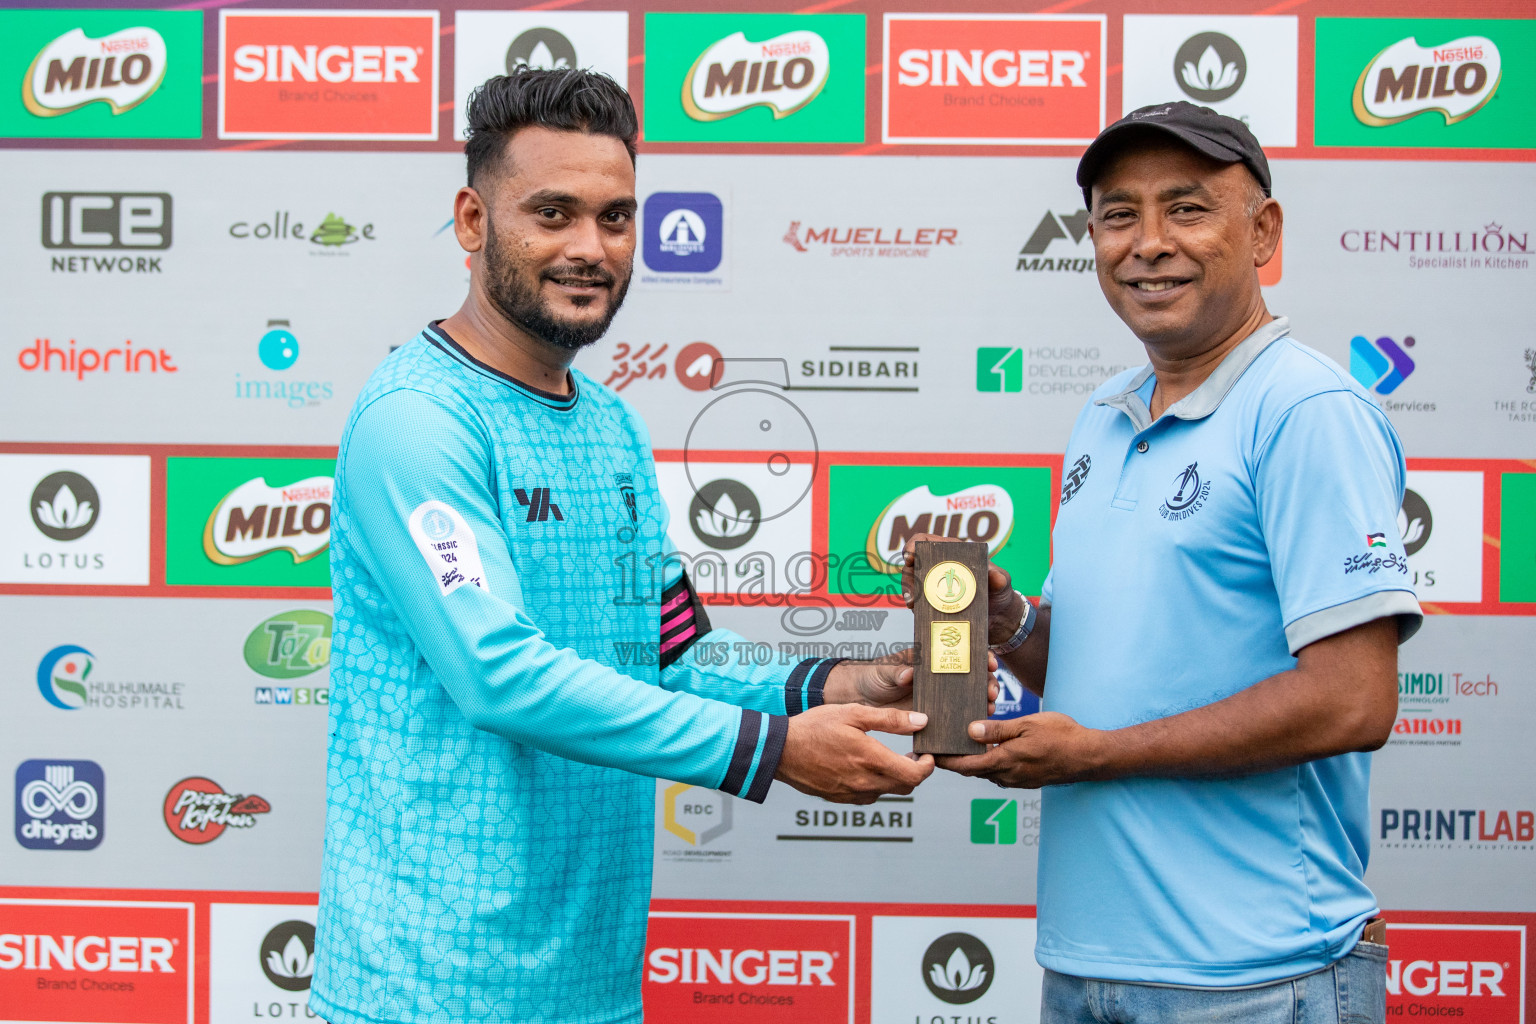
[259,920,315,992]
[30,471,100,541]
[921,932,995,1004]
[1353,35,1501,127]
[867,484,1013,574]
[505,28,576,73]
[689,479,761,551]
[24,27,168,118]
[1399,488,1432,557]
[1174,32,1246,102]
[683,30,831,122]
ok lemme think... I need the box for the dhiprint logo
[1354,35,1501,127]
[1060,455,1091,505]
[16,336,178,380]
[921,932,994,1004]
[162,776,270,845]
[642,192,724,275]
[36,645,92,710]
[689,479,761,551]
[515,487,563,523]
[25,26,168,118]
[259,920,314,991]
[14,759,104,850]
[1158,462,1211,520]
[244,610,332,680]
[1017,209,1093,274]
[1174,32,1246,102]
[30,471,98,541]
[1350,334,1417,395]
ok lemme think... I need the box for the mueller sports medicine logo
[1353,35,1501,127]
[220,10,438,140]
[785,222,958,259]
[14,760,104,850]
[162,777,270,844]
[42,192,171,274]
[24,26,168,118]
[683,30,830,122]
[202,476,332,566]
[1384,924,1525,1023]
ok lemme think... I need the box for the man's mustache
[542,265,615,287]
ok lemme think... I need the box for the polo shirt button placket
[1136,440,1149,453]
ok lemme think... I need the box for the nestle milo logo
[1353,35,1501,127]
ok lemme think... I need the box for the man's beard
[481,216,631,352]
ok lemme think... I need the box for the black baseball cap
[1076,101,1271,209]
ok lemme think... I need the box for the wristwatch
[989,590,1037,656]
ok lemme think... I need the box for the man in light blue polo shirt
[930,103,1420,1022]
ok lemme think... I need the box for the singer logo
[1353,36,1501,127]
[1385,923,1524,1023]
[644,912,852,1022]
[219,10,438,140]
[24,26,167,117]
[0,898,192,1024]
[883,15,1105,144]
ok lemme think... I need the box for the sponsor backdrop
[1,0,1532,1021]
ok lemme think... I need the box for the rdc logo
[643,192,723,273]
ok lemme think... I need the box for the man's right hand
[775,705,935,804]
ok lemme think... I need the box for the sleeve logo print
[408,501,488,596]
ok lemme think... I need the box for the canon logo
[1386,959,1504,998]
[231,44,419,84]
[0,934,174,973]
[647,947,835,986]
[897,49,1087,88]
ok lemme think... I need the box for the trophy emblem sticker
[930,621,971,674]
[923,560,976,614]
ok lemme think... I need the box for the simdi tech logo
[219,10,439,140]
[0,898,192,1024]
[0,9,202,138]
[643,13,865,143]
[1315,19,1536,149]
[882,14,1105,145]
[164,457,334,588]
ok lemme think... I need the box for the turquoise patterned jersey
[312,324,836,1024]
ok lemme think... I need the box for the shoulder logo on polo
[1060,455,1091,505]
[1158,462,1210,520]
[408,501,488,596]
[514,486,563,523]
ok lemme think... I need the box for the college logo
[259,920,315,991]
[1060,455,1091,504]
[162,777,270,845]
[1350,334,1417,395]
[244,610,332,680]
[689,478,761,550]
[1,10,202,139]
[30,471,98,541]
[228,210,378,253]
[1315,19,1536,149]
[203,476,332,565]
[922,932,994,1004]
[883,14,1104,145]
[220,10,439,140]
[166,458,334,587]
[644,13,864,143]
[1017,208,1093,273]
[1158,462,1211,521]
[643,192,724,274]
[452,12,629,140]
[1384,923,1525,1023]
[14,759,104,850]
[42,192,172,274]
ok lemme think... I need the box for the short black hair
[464,68,638,188]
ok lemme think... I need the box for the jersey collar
[1095,316,1290,431]
[424,321,580,412]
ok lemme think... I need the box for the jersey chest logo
[1060,454,1091,505]
[514,486,564,523]
[1158,462,1212,521]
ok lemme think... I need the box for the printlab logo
[1158,462,1210,520]
[1017,209,1093,273]
[41,193,172,276]
[30,471,98,541]
[236,319,334,409]
[244,609,332,680]
[1060,455,1092,505]
[1175,32,1246,102]
[1400,488,1432,556]
[642,192,723,274]
[921,932,994,1004]
[689,478,761,550]
[15,759,104,850]
[260,920,315,991]
[1350,334,1417,394]
[162,776,270,844]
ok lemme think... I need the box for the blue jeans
[1041,942,1388,1024]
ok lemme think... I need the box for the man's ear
[1253,198,1282,270]
[453,186,487,254]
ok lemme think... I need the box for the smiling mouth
[1129,280,1188,292]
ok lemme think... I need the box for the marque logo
[515,487,564,523]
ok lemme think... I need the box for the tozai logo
[921,932,994,1004]
[244,610,332,680]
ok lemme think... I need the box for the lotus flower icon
[1173,32,1247,102]
[36,484,94,532]
[29,471,101,542]
[694,488,756,541]
[259,921,316,992]
[267,933,313,981]
[930,945,988,993]
[1182,46,1240,93]
[688,479,763,551]
[921,932,996,1004]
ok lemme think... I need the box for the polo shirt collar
[1095,316,1290,431]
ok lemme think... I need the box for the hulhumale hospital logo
[36,645,92,709]
[921,932,994,1004]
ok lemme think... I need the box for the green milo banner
[0,8,202,139]
[1501,473,1536,602]
[1314,18,1536,148]
[642,12,865,143]
[827,465,1053,597]
[165,457,335,588]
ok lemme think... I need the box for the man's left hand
[824,650,999,713]
[936,712,1106,789]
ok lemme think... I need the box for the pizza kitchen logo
[202,475,333,566]
[24,26,168,118]
[162,776,270,844]
[1353,35,1501,127]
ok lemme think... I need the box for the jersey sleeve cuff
[718,710,789,804]
[1284,590,1423,654]
[784,657,843,715]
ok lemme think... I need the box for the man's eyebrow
[1097,187,1136,207]
[605,196,638,213]
[1157,182,1213,203]
[520,189,580,207]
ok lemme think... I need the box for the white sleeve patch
[407,500,489,597]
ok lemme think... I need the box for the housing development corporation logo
[1350,334,1417,395]
[883,14,1105,144]
[921,932,994,1004]
[644,13,864,142]
[162,777,270,845]
[220,10,439,140]
[14,759,104,850]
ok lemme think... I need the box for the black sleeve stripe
[719,709,762,797]
[658,570,714,670]
[782,659,817,716]
[806,658,843,710]
[743,715,788,804]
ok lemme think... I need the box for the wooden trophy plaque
[911,539,989,756]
